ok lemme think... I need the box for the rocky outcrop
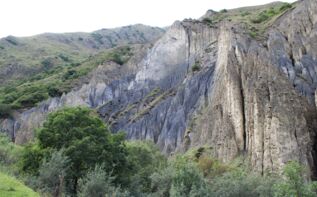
[1,0,317,176]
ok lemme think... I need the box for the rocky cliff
[1,0,317,177]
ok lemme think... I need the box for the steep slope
[0,24,164,84]
[0,25,164,111]
[1,0,317,177]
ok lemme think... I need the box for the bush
[150,156,210,197]
[13,92,48,108]
[77,165,129,197]
[37,149,69,197]
[279,3,292,12]
[210,167,277,197]
[62,69,79,80]
[273,161,317,197]
[241,11,250,17]
[0,103,12,118]
[170,160,210,197]
[202,18,212,25]
[251,11,269,23]
[47,86,63,97]
[192,61,201,72]
[0,134,21,167]
[125,141,166,194]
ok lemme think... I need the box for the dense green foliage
[37,149,69,196]
[0,46,133,113]
[274,161,317,197]
[20,107,128,195]
[0,104,12,118]
[77,165,129,197]
[125,141,167,195]
[191,61,201,72]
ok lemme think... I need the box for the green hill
[0,172,39,197]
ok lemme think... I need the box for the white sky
[0,0,296,38]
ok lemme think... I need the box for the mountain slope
[0,25,164,111]
[1,0,317,177]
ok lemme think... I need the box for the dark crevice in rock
[241,86,247,152]
[289,51,296,67]
[183,25,192,73]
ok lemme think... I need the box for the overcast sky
[0,0,296,38]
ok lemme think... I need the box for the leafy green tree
[125,141,166,194]
[273,161,317,197]
[21,107,128,194]
[170,157,209,197]
[37,149,69,197]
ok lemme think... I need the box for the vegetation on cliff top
[202,2,295,39]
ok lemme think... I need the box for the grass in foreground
[0,172,39,197]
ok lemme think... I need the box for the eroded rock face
[2,0,317,176]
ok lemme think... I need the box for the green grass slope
[201,2,296,39]
[0,172,39,197]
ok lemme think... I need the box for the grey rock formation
[1,0,317,177]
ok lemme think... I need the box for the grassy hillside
[0,24,164,116]
[0,172,39,197]
[201,2,296,39]
[0,46,134,115]
[0,24,164,85]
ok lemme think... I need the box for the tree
[37,149,69,197]
[21,107,128,194]
[125,141,166,194]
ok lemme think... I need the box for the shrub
[220,9,228,13]
[273,161,317,197]
[62,69,79,80]
[251,11,269,23]
[170,160,210,197]
[77,165,129,197]
[241,11,250,17]
[13,92,48,108]
[151,156,210,197]
[192,61,201,72]
[41,58,54,70]
[279,3,292,12]
[0,103,12,118]
[202,18,212,25]
[47,86,63,97]
[125,141,166,194]
[210,167,277,197]
[0,134,21,167]
[37,149,69,197]
[58,54,70,62]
